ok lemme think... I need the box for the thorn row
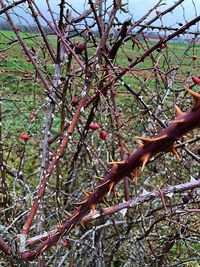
[20,89,200,261]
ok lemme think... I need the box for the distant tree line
[0,19,187,42]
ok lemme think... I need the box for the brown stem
[25,178,200,247]
[0,0,26,15]
[21,91,200,260]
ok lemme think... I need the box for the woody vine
[0,0,200,266]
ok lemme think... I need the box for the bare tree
[0,0,200,266]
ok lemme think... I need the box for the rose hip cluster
[89,122,107,139]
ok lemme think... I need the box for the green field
[1,30,200,265]
[1,30,200,172]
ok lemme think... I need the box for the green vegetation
[1,30,200,265]
[1,30,200,166]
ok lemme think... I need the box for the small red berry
[192,55,198,61]
[72,98,79,106]
[127,56,132,62]
[75,42,86,54]
[23,73,31,79]
[192,76,200,84]
[29,114,35,120]
[182,195,190,204]
[63,241,69,248]
[159,43,167,49]
[20,133,30,141]
[89,123,100,130]
[100,131,107,139]
[31,47,36,54]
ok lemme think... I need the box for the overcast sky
[2,0,200,31]
[33,0,200,24]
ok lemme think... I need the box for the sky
[1,0,200,31]
[33,0,200,25]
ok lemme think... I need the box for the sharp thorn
[137,140,144,149]
[96,179,110,189]
[65,211,73,217]
[95,176,104,181]
[131,168,138,183]
[82,189,90,196]
[69,211,79,221]
[136,134,168,144]
[141,153,151,172]
[136,136,153,143]
[80,221,86,229]
[186,88,200,110]
[152,134,168,141]
[114,190,120,202]
[109,161,126,166]
[175,105,185,117]
[75,198,88,205]
[102,197,110,207]
[167,145,180,161]
[169,119,185,125]
[91,204,96,217]
[108,182,115,196]
[134,168,138,178]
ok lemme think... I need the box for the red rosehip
[159,43,167,49]
[182,195,190,204]
[89,123,100,130]
[20,133,30,141]
[63,241,69,248]
[192,55,198,61]
[29,114,35,120]
[0,53,7,60]
[71,98,79,106]
[100,131,107,139]
[31,47,36,54]
[75,42,86,54]
[23,73,31,79]
[192,76,200,84]
[127,56,132,62]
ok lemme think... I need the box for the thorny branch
[0,0,200,265]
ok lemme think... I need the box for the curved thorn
[175,105,185,117]
[130,168,138,183]
[141,153,151,172]
[168,145,180,161]
[134,168,138,178]
[80,221,86,229]
[75,198,88,205]
[96,179,110,189]
[95,176,104,181]
[137,140,143,149]
[102,197,110,207]
[108,182,115,196]
[91,204,96,217]
[82,190,90,197]
[186,88,200,110]
[169,119,185,125]
[65,211,73,217]
[136,134,168,144]
[109,161,126,166]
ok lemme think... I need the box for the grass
[1,30,200,161]
[1,30,200,265]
